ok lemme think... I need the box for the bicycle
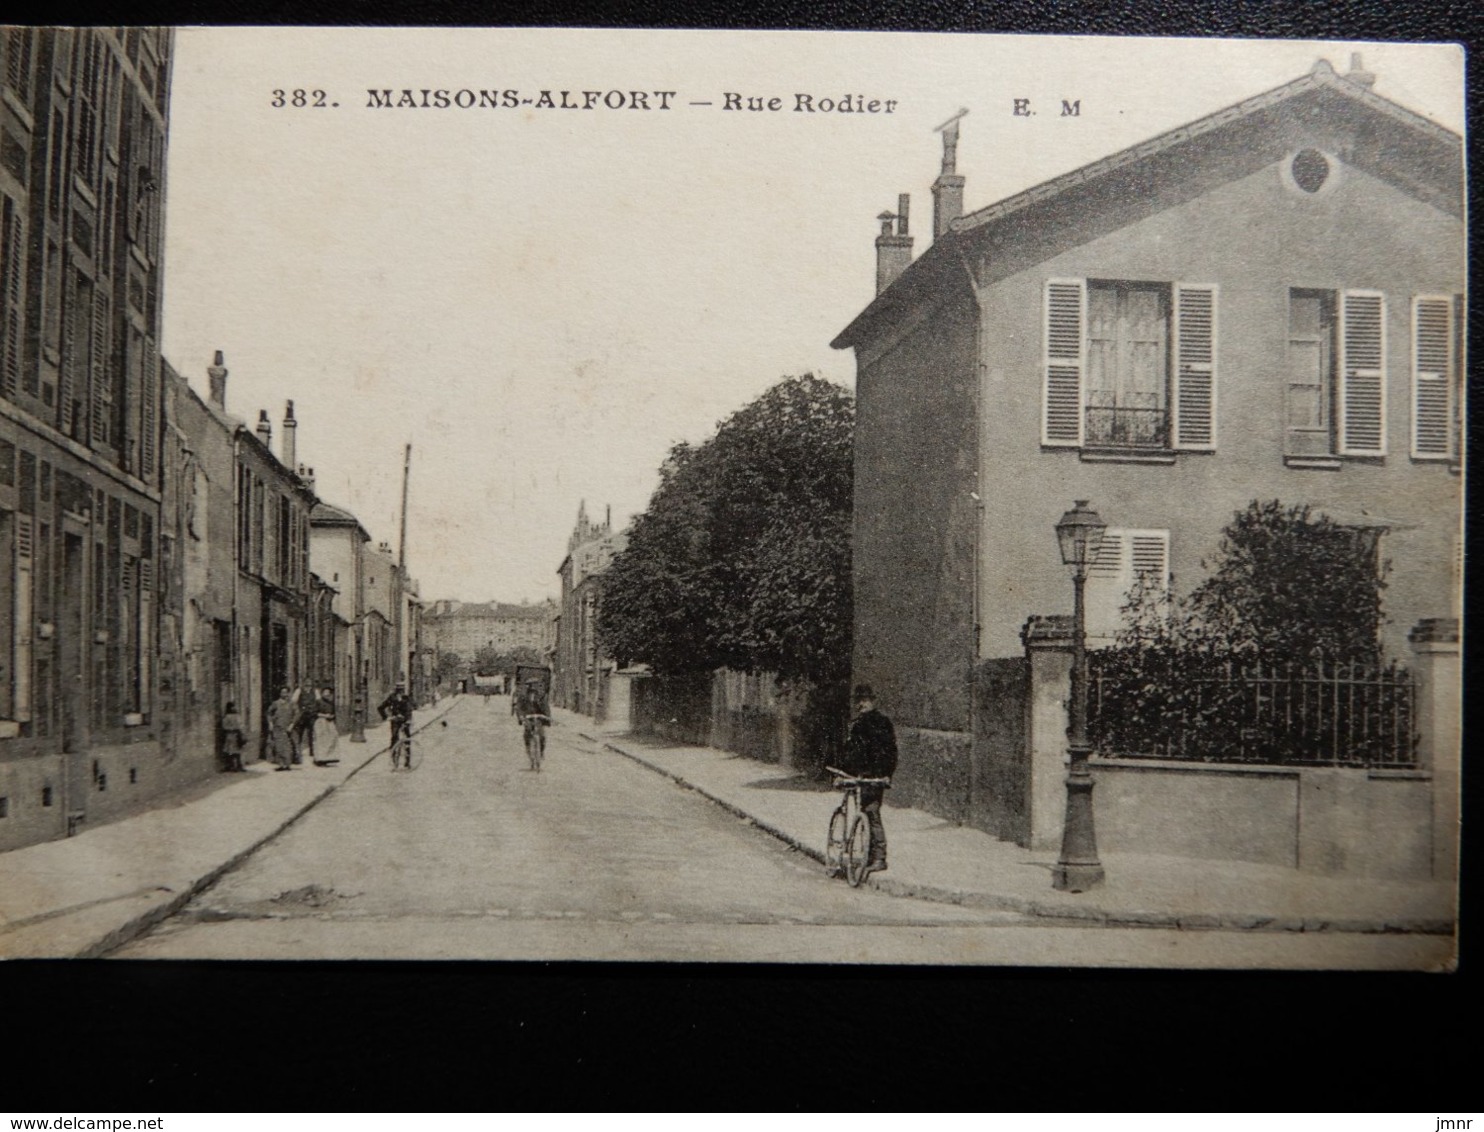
[824,766,890,887]
[523,713,549,772]
[389,719,418,771]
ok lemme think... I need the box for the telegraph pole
[395,443,411,688]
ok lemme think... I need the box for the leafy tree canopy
[598,374,853,685]
[1119,500,1388,663]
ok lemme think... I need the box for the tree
[599,374,853,686]
[434,650,465,683]
[1119,500,1388,663]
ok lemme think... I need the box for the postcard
[0,27,1463,967]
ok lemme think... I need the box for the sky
[158,29,1464,604]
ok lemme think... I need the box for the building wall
[974,156,1463,660]
[1,30,175,849]
[157,364,235,782]
[852,288,979,732]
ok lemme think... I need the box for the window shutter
[1042,278,1085,446]
[138,556,153,715]
[1173,283,1217,450]
[1085,528,1169,639]
[1338,290,1386,456]
[14,512,33,720]
[1411,295,1453,460]
[90,291,110,448]
[1084,530,1128,639]
[1,198,24,401]
[140,340,158,480]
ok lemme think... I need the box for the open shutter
[1411,295,1454,460]
[1338,290,1386,456]
[140,340,158,480]
[90,291,110,448]
[1042,279,1085,447]
[138,556,153,716]
[1173,284,1217,450]
[1084,530,1128,639]
[13,512,32,720]
[1,198,23,400]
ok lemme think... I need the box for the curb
[585,731,1453,936]
[82,699,463,958]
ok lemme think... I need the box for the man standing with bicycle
[379,681,415,770]
[843,683,897,874]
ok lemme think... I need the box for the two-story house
[832,58,1463,805]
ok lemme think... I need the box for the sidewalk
[0,702,458,958]
[566,710,1457,936]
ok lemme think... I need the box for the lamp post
[1052,500,1107,892]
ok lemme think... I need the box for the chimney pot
[1345,52,1376,88]
[896,193,910,236]
[207,351,229,409]
[256,410,273,448]
[875,199,914,295]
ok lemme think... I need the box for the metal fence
[1089,653,1418,768]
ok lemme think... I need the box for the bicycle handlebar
[825,767,890,786]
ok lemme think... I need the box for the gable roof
[833,59,1462,350]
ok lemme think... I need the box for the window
[1285,289,1387,459]
[1085,528,1170,640]
[1043,279,1216,452]
[1412,295,1461,462]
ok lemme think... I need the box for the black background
[4,0,1479,1112]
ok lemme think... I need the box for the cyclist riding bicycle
[515,677,551,768]
[379,682,415,770]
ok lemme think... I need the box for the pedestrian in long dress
[267,686,297,771]
[313,686,339,766]
[220,703,246,772]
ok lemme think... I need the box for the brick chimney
[207,350,228,409]
[933,109,968,239]
[875,194,913,294]
[256,410,272,448]
[282,399,297,470]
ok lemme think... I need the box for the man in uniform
[842,683,898,874]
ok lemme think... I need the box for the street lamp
[1052,500,1107,893]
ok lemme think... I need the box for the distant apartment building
[1,29,174,848]
[423,598,553,661]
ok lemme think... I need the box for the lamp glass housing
[1055,500,1108,575]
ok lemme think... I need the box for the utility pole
[395,443,411,690]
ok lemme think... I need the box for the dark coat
[844,709,898,779]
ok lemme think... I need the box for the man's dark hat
[853,683,875,701]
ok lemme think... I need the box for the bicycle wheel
[525,726,540,771]
[390,735,403,770]
[825,807,847,877]
[534,726,545,772]
[404,733,420,771]
[845,814,872,887]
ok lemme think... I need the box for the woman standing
[312,686,339,766]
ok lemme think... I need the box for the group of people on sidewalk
[219,685,340,772]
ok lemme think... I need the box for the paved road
[119,699,1442,967]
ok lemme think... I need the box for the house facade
[832,59,1463,852]
[1,29,174,847]
[553,501,627,718]
[309,499,369,734]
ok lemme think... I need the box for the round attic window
[1291,148,1331,193]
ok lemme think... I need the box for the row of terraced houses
[0,28,425,851]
